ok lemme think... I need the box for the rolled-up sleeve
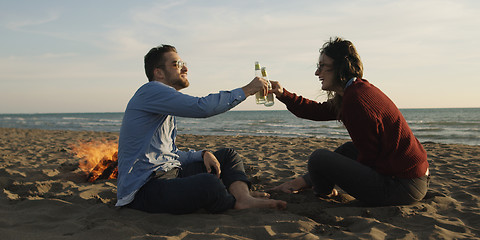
[176,149,204,165]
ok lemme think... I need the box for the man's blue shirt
[116,81,246,206]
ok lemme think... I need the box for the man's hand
[242,77,269,96]
[203,151,221,178]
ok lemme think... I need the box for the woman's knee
[334,142,358,160]
[308,149,331,165]
[308,149,340,176]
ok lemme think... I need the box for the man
[116,45,287,214]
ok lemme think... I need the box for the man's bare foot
[229,181,286,210]
[234,195,287,210]
[251,191,270,199]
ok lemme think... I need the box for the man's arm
[132,82,248,118]
[176,149,204,165]
[131,77,268,118]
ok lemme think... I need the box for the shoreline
[1,126,479,147]
[1,128,479,239]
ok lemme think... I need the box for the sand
[0,127,479,239]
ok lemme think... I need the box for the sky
[1,0,479,113]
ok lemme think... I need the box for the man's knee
[196,173,227,194]
[194,173,234,212]
[215,148,243,167]
[215,148,237,159]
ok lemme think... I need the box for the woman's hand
[270,177,308,194]
[203,151,221,178]
[269,80,284,98]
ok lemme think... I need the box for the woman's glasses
[316,63,333,72]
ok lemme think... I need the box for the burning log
[85,152,118,182]
[71,140,119,182]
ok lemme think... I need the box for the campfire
[71,140,118,182]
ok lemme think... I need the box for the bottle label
[261,68,267,77]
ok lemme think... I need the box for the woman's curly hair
[320,37,363,117]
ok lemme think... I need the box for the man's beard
[165,72,189,90]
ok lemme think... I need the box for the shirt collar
[345,77,356,89]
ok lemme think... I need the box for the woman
[270,37,429,206]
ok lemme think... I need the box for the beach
[0,127,479,239]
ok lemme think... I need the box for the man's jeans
[307,142,430,206]
[126,148,250,214]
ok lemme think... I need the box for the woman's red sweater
[278,78,428,178]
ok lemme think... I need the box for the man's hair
[144,45,177,82]
[320,37,363,117]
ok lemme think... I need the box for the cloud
[4,11,59,30]
[100,29,152,59]
[1,0,479,113]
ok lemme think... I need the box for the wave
[62,117,89,120]
[98,119,122,123]
[1,109,479,145]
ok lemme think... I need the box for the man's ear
[154,67,165,81]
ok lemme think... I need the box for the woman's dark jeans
[126,148,250,214]
[307,142,429,206]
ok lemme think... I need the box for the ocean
[0,108,479,146]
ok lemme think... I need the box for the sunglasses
[158,60,187,70]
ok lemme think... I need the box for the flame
[71,140,118,182]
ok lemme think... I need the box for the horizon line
[1,107,479,115]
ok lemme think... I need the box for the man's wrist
[241,86,254,96]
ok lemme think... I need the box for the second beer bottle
[254,61,266,104]
[261,67,274,107]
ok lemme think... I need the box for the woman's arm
[270,80,337,121]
